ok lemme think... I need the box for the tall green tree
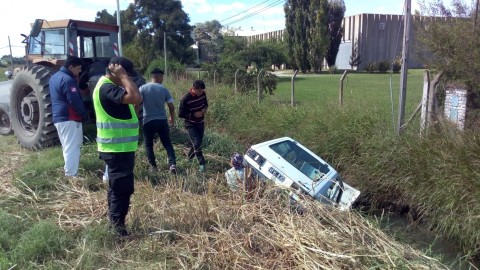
[241,40,287,69]
[94,5,137,46]
[307,0,329,73]
[133,0,195,65]
[193,20,224,62]
[285,0,310,73]
[285,0,329,73]
[326,0,346,67]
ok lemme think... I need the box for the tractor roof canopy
[36,19,118,33]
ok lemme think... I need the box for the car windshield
[269,140,330,181]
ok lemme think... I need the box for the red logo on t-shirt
[71,87,77,93]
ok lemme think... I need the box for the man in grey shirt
[139,68,177,173]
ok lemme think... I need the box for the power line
[220,0,273,23]
[223,0,284,27]
[0,45,23,49]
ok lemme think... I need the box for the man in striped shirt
[179,80,208,172]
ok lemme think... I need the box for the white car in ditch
[243,137,360,211]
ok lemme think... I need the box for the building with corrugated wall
[243,13,427,70]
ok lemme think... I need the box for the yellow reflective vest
[93,76,138,152]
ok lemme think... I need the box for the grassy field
[0,69,478,268]
[273,70,423,116]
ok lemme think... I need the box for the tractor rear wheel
[0,103,12,135]
[10,65,59,149]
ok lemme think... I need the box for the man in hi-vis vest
[92,57,142,237]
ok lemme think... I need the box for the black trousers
[99,151,135,228]
[143,119,176,168]
[185,122,205,165]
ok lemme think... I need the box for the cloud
[182,0,213,14]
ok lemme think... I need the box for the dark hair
[193,80,206,89]
[151,68,164,75]
[109,56,137,76]
[63,56,83,68]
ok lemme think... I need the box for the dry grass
[0,142,448,269]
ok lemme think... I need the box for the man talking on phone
[92,57,142,236]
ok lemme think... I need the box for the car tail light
[246,148,265,166]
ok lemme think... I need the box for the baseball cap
[109,56,137,77]
[151,68,164,75]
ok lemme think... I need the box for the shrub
[202,60,278,94]
[365,62,376,73]
[377,60,390,73]
[392,58,402,73]
[328,65,337,74]
[146,58,186,78]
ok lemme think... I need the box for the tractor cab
[7,19,125,150]
[25,19,119,68]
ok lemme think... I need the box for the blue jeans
[143,119,176,168]
[185,122,205,165]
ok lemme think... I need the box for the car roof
[250,137,294,150]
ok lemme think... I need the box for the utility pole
[8,36,14,72]
[116,0,123,56]
[397,0,411,134]
[164,32,167,78]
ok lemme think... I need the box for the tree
[193,20,224,62]
[285,0,310,73]
[416,1,480,91]
[133,0,195,65]
[285,0,329,73]
[94,5,138,46]
[326,0,346,67]
[307,0,329,73]
[241,40,287,69]
[349,38,361,69]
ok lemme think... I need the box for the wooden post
[234,69,240,94]
[339,70,348,107]
[291,70,298,107]
[257,69,264,103]
[427,72,443,128]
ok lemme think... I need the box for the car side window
[270,140,330,181]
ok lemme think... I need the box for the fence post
[339,70,348,107]
[214,70,217,89]
[291,70,298,107]
[235,69,240,94]
[257,69,264,103]
[420,70,430,134]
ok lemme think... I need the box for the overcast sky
[0,0,424,57]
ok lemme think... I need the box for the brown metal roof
[39,19,118,32]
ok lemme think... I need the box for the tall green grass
[164,70,480,259]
